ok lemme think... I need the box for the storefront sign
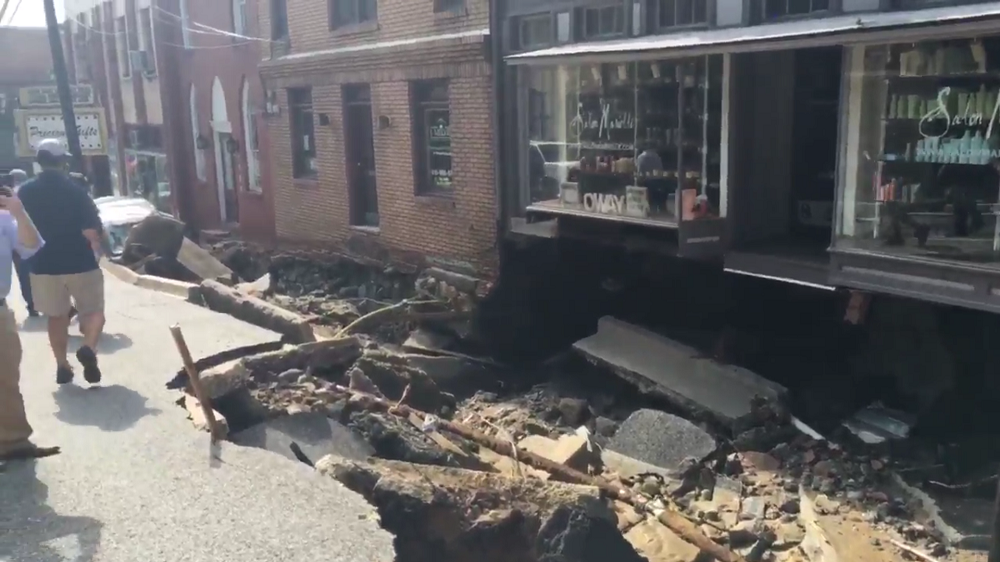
[14,108,108,157]
[570,99,635,141]
[919,86,1000,140]
[583,192,625,215]
[19,84,95,107]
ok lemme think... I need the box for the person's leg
[30,274,75,384]
[0,306,31,452]
[69,269,105,383]
[12,255,35,315]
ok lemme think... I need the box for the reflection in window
[837,37,1000,267]
[522,57,724,225]
[412,80,452,193]
[557,12,571,42]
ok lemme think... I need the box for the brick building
[64,0,275,241]
[258,0,498,277]
[154,0,275,241]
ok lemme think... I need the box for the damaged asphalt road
[0,272,394,562]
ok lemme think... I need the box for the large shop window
[125,152,171,214]
[523,57,724,226]
[838,37,1000,268]
[412,80,453,194]
[289,88,317,179]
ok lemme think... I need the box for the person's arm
[78,189,104,255]
[0,192,43,258]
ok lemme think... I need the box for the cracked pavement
[0,271,394,562]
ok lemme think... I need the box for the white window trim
[233,0,248,36]
[117,16,131,78]
[191,85,207,181]
[180,0,192,48]
[242,80,261,192]
[137,7,158,76]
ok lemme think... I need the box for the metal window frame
[519,13,556,50]
[580,3,628,39]
[654,0,715,31]
[329,0,378,29]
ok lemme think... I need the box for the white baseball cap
[36,138,71,158]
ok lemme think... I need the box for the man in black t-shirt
[18,139,106,385]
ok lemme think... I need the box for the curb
[101,259,200,300]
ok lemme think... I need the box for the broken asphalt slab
[5,270,395,562]
[573,316,788,434]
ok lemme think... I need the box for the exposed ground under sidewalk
[0,273,394,562]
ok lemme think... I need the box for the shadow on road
[69,333,134,354]
[20,316,135,354]
[0,461,102,562]
[53,385,160,431]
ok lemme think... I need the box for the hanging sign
[14,108,109,157]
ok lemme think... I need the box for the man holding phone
[18,139,106,386]
[0,176,60,460]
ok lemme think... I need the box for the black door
[344,85,379,227]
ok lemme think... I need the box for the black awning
[506,3,1000,65]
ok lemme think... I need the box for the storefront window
[523,55,724,225]
[837,37,1000,267]
[125,151,172,214]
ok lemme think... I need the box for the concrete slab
[607,409,717,475]
[231,413,375,466]
[177,237,233,282]
[573,316,787,434]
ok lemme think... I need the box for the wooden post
[170,325,223,443]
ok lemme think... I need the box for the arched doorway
[211,77,238,223]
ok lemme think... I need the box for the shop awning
[506,3,1000,65]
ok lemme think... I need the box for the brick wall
[259,0,497,278]
[151,0,275,241]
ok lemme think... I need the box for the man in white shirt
[8,169,36,316]
[0,183,60,461]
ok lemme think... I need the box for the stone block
[608,409,717,475]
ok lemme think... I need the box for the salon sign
[13,108,108,157]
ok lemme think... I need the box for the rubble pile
[166,284,992,562]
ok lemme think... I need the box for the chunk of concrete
[182,394,229,438]
[231,412,374,465]
[624,518,701,562]
[519,434,596,472]
[608,409,717,475]
[177,237,233,282]
[200,279,315,343]
[573,317,787,434]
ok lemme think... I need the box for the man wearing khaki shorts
[18,139,106,385]
[0,173,60,460]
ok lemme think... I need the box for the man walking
[18,139,106,385]
[0,175,60,461]
[8,169,37,316]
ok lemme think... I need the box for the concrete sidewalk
[0,273,394,562]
